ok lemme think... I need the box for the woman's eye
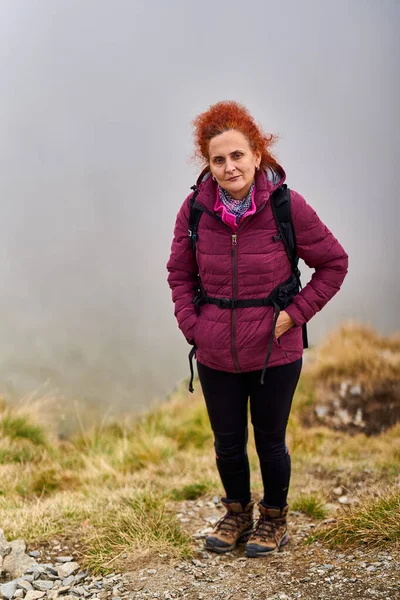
[214,158,224,164]
[233,153,242,159]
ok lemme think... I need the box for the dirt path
[123,498,399,600]
[15,497,399,600]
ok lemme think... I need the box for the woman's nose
[225,159,236,173]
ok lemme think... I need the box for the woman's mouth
[228,175,241,181]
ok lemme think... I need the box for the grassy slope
[0,323,398,572]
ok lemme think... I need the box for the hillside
[0,323,399,599]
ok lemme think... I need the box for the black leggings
[197,358,302,509]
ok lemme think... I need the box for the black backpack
[186,183,308,392]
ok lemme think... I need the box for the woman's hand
[275,310,295,339]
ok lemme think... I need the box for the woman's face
[208,130,261,200]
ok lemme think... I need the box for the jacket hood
[194,165,286,212]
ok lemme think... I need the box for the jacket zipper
[230,200,276,369]
[194,198,273,369]
[231,234,241,372]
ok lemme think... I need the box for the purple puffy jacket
[167,166,348,373]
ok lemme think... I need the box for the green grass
[312,487,400,549]
[0,324,399,572]
[71,400,213,474]
[291,492,328,520]
[81,491,192,573]
[170,481,211,501]
[0,440,43,464]
[0,413,47,445]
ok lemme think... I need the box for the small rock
[14,590,24,599]
[17,580,33,592]
[2,540,38,578]
[200,528,213,535]
[33,580,54,591]
[321,518,336,525]
[321,564,334,571]
[56,556,74,563]
[192,560,206,568]
[25,592,46,600]
[28,551,40,558]
[57,562,80,578]
[349,385,361,395]
[338,495,350,504]
[147,569,157,575]
[0,581,18,600]
[56,586,73,594]
[74,571,88,583]
[62,576,75,586]
[0,530,12,559]
[315,405,328,418]
[70,585,87,595]
[367,565,376,572]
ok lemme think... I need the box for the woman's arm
[166,194,199,344]
[284,190,349,327]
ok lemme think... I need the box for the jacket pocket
[274,333,288,359]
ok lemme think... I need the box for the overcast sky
[0,0,398,416]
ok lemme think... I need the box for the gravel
[1,501,399,600]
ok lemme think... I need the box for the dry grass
[80,490,192,573]
[311,487,400,549]
[0,322,398,570]
[308,322,400,391]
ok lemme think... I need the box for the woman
[166,101,348,558]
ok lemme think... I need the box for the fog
[0,0,399,415]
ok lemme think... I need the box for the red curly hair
[192,100,279,172]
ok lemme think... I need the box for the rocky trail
[1,498,399,600]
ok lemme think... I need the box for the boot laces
[215,510,249,534]
[254,516,282,541]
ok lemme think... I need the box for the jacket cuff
[284,303,307,327]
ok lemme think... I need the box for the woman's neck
[222,180,254,202]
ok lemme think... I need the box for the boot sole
[245,533,289,558]
[205,529,254,554]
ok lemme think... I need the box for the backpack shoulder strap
[188,185,202,254]
[270,185,309,349]
[270,184,298,270]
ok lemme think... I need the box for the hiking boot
[205,500,254,553]
[245,503,289,557]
